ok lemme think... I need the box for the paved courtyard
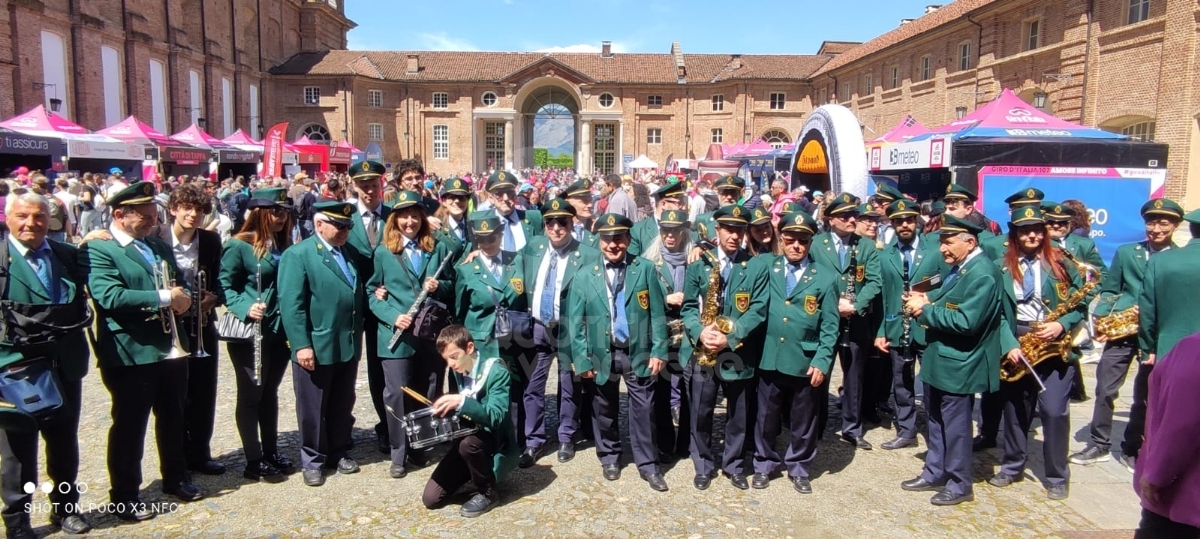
[20,346,1143,538]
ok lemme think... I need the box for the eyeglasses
[325,220,353,232]
[1045,221,1069,227]
[475,234,501,243]
[270,207,290,216]
[491,190,517,200]
[545,217,572,229]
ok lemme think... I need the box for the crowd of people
[0,157,1196,538]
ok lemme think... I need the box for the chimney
[900,18,915,25]
[601,41,613,58]
[925,4,942,14]
[406,54,419,74]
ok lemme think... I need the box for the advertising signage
[0,130,59,156]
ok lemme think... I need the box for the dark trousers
[0,378,82,530]
[1089,337,1151,455]
[518,322,558,451]
[589,347,658,475]
[998,360,1074,486]
[753,370,819,479]
[364,322,388,442]
[889,348,920,439]
[653,347,690,456]
[689,361,750,476]
[100,360,189,502]
[1135,508,1200,539]
[227,331,290,462]
[558,363,591,446]
[381,345,436,466]
[421,431,496,509]
[292,359,358,470]
[921,384,974,497]
[866,347,893,414]
[182,319,219,465]
[978,390,1003,442]
[838,338,870,438]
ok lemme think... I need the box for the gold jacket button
[785,300,791,306]
[782,317,788,323]
[779,337,786,342]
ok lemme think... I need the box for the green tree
[549,153,574,169]
[533,148,549,168]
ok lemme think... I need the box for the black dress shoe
[671,405,681,427]
[693,473,715,490]
[337,458,360,474]
[602,463,621,481]
[389,463,407,479]
[987,473,1023,488]
[303,468,325,486]
[641,472,669,492]
[1047,484,1069,500]
[5,524,37,538]
[460,489,499,518]
[881,437,918,450]
[900,476,943,492]
[751,473,770,489]
[51,513,93,534]
[113,500,155,522]
[163,481,203,502]
[264,451,297,474]
[972,435,996,452]
[727,473,749,490]
[841,433,873,450]
[406,451,430,468]
[791,476,812,494]
[519,447,544,468]
[930,490,974,506]
[376,433,391,455]
[244,460,286,483]
[557,443,576,462]
[188,459,226,475]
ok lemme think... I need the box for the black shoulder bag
[396,252,452,342]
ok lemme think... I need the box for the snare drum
[401,407,479,449]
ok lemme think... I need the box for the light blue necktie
[608,263,629,345]
[1021,258,1036,301]
[900,244,914,269]
[408,241,423,274]
[539,252,558,322]
[573,225,584,242]
[786,262,801,295]
[943,265,960,288]
[502,218,517,252]
[30,249,60,303]
[838,241,848,268]
[132,240,156,267]
[490,256,503,283]
[332,247,355,286]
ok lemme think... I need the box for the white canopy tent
[627,154,658,169]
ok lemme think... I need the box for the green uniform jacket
[452,356,520,481]
[501,208,546,242]
[278,236,364,365]
[876,236,946,345]
[1138,239,1200,357]
[453,251,527,360]
[343,204,392,281]
[367,242,455,359]
[917,252,1005,394]
[981,234,1009,261]
[758,255,840,377]
[0,239,89,380]
[520,237,602,370]
[1060,234,1107,276]
[1095,241,1155,317]
[692,211,717,242]
[563,254,669,385]
[996,258,1086,358]
[574,227,599,249]
[626,218,659,257]
[809,232,882,341]
[81,235,186,368]
[680,249,768,381]
[219,238,283,333]
[432,218,470,265]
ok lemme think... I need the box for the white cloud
[417,32,480,51]
[535,42,627,54]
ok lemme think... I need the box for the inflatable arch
[789,104,869,199]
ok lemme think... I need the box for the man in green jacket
[82,181,199,520]
[900,215,1006,506]
[1139,209,1200,368]
[0,192,94,535]
[279,200,365,487]
[692,176,744,241]
[628,180,687,257]
[564,213,670,491]
[750,210,839,495]
[561,179,598,247]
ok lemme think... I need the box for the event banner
[977,166,1167,262]
[261,122,289,178]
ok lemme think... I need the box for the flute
[388,255,454,350]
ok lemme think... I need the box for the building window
[304,86,320,105]
[1024,19,1041,51]
[647,95,662,106]
[100,46,123,125]
[762,129,790,149]
[149,59,167,132]
[484,122,504,167]
[711,94,724,112]
[959,42,972,71]
[481,91,497,107]
[368,123,383,141]
[1122,121,1156,142]
[647,128,662,144]
[863,75,873,96]
[593,123,616,175]
[432,92,448,109]
[711,128,723,143]
[598,93,615,108]
[367,89,383,108]
[302,124,330,143]
[769,92,786,110]
[432,125,448,159]
[1127,0,1150,24]
[890,65,900,89]
[919,56,932,81]
[841,82,851,102]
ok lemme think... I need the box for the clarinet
[900,258,914,362]
[253,262,263,386]
[388,255,454,349]
[839,239,859,349]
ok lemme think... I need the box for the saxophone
[1001,252,1100,382]
[694,250,734,368]
[1093,296,1139,341]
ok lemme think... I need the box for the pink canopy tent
[171,124,235,150]
[97,116,179,146]
[329,139,354,168]
[0,105,89,137]
[698,143,741,184]
[222,129,261,147]
[292,135,329,170]
[911,89,1125,141]
[868,115,929,146]
[0,105,144,164]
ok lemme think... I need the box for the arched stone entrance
[517,81,581,170]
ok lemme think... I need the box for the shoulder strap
[0,234,9,298]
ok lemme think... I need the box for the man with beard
[628,181,687,257]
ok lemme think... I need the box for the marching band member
[693,176,745,241]
[943,183,1002,237]
[564,213,669,490]
[900,215,1004,506]
[1071,198,1184,472]
[873,199,945,450]
[219,187,296,482]
[83,181,199,519]
[368,190,455,479]
[1138,208,1200,384]
[0,192,93,536]
[870,184,905,245]
[810,193,881,449]
[751,210,838,494]
[681,204,768,491]
[629,180,687,256]
[433,177,474,262]
[747,207,781,256]
[642,209,695,459]
[486,171,544,252]
[561,180,598,247]
[1043,201,1107,275]
[279,200,365,487]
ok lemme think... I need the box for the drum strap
[462,356,497,400]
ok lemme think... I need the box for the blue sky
[345,0,952,54]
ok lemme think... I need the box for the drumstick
[401,386,434,407]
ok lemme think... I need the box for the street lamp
[1033,92,1048,109]
[32,82,61,112]
[956,106,968,119]
[196,117,207,130]
[257,124,266,138]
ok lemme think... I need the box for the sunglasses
[545,217,572,229]
[326,220,354,232]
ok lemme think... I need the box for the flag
[262,122,289,179]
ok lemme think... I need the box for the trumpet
[192,268,211,358]
[157,260,190,360]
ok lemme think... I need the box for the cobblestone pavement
[19,346,1141,538]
